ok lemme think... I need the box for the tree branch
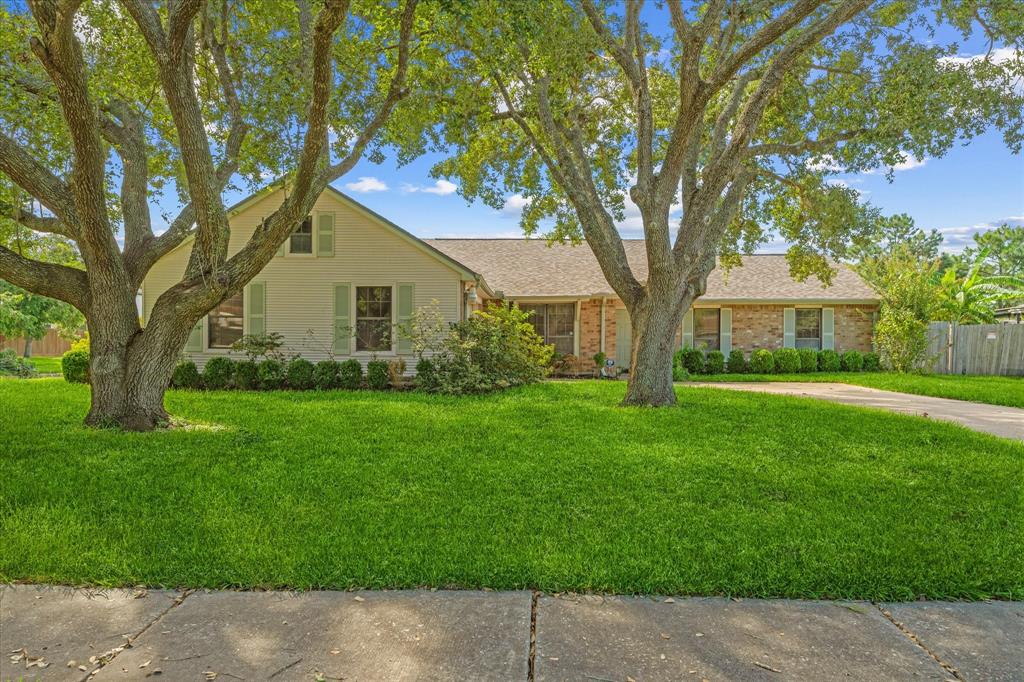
[0,244,90,311]
[0,130,78,225]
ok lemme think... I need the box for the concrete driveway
[689,382,1024,440]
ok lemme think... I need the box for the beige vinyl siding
[142,188,463,371]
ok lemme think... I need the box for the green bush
[257,359,286,390]
[841,350,864,372]
[286,358,315,389]
[863,352,881,372]
[773,348,800,374]
[61,348,90,384]
[415,357,436,389]
[705,350,725,375]
[170,360,201,389]
[672,350,689,382]
[0,349,37,378]
[726,349,746,373]
[819,349,842,372]
[338,359,362,389]
[680,347,705,374]
[798,348,818,373]
[749,348,774,374]
[366,360,390,390]
[234,360,259,390]
[203,357,235,390]
[312,360,340,390]
[429,302,553,395]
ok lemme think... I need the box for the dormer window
[289,216,313,254]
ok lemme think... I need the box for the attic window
[289,217,313,254]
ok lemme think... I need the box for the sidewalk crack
[77,589,193,681]
[527,590,539,682]
[874,603,963,681]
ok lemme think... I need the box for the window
[795,308,822,350]
[208,292,243,349]
[693,308,720,350]
[522,303,575,355]
[356,286,392,351]
[289,216,313,254]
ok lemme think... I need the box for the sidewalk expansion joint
[873,602,963,681]
[527,590,539,682]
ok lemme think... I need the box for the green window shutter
[783,308,796,348]
[186,319,203,352]
[316,212,335,257]
[720,308,732,355]
[246,282,266,336]
[333,283,351,355]
[822,307,835,350]
[397,283,415,355]
[681,308,693,348]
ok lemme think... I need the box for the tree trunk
[84,299,183,431]
[22,337,32,358]
[621,291,689,407]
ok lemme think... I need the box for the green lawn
[26,356,62,374]
[693,372,1024,409]
[1,379,1021,600]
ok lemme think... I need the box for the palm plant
[936,251,1024,324]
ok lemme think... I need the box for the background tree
[433,0,1024,406]
[935,249,1024,323]
[0,0,430,429]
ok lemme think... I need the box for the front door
[615,308,631,370]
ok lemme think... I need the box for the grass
[26,356,62,374]
[1,378,1021,601]
[693,372,1024,409]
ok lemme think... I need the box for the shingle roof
[424,239,878,302]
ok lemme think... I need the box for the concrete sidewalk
[2,587,1021,681]
[688,382,1024,440]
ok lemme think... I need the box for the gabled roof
[425,239,878,303]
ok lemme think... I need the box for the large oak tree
[435,0,1023,405]
[0,0,431,429]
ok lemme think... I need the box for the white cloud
[402,179,458,196]
[937,216,1024,253]
[501,194,531,215]
[939,46,1020,67]
[863,154,929,175]
[345,176,388,193]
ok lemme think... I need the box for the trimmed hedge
[171,360,201,389]
[61,349,90,384]
[726,349,746,373]
[863,352,881,372]
[841,350,864,372]
[749,348,774,374]
[366,360,389,390]
[257,359,286,390]
[339,359,362,389]
[773,348,800,374]
[234,360,260,390]
[798,348,818,373]
[313,360,341,390]
[286,358,315,390]
[679,347,705,374]
[819,349,842,372]
[203,357,235,390]
[705,350,725,375]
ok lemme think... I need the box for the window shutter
[783,308,796,348]
[682,308,693,348]
[720,308,732,355]
[186,319,203,352]
[333,283,351,355]
[246,282,266,336]
[822,307,835,350]
[396,283,415,354]
[316,212,335,257]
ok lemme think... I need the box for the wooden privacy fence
[926,322,1024,376]
[0,328,73,357]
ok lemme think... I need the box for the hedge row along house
[142,186,880,372]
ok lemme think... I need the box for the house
[142,186,880,370]
[995,305,1023,324]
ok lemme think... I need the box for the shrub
[863,352,881,372]
[366,360,390,390]
[313,360,341,390]
[234,360,260,390]
[286,358,315,389]
[705,350,726,374]
[875,308,930,372]
[749,348,774,374]
[798,348,818,373]
[680,347,705,374]
[429,302,553,395]
[818,349,842,372]
[415,357,436,389]
[726,349,746,373]
[203,357,235,390]
[0,349,37,378]
[841,350,864,372]
[257,358,286,390]
[592,351,606,376]
[672,350,688,381]
[230,332,285,361]
[387,358,407,388]
[170,360,201,389]
[69,334,89,353]
[337,358,362,389]
[773,348,800,374]
[61,348,90,384]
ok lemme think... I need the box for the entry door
[615,308,631,370]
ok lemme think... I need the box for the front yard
[1,379,1021,600]
[694,372,1024,409]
